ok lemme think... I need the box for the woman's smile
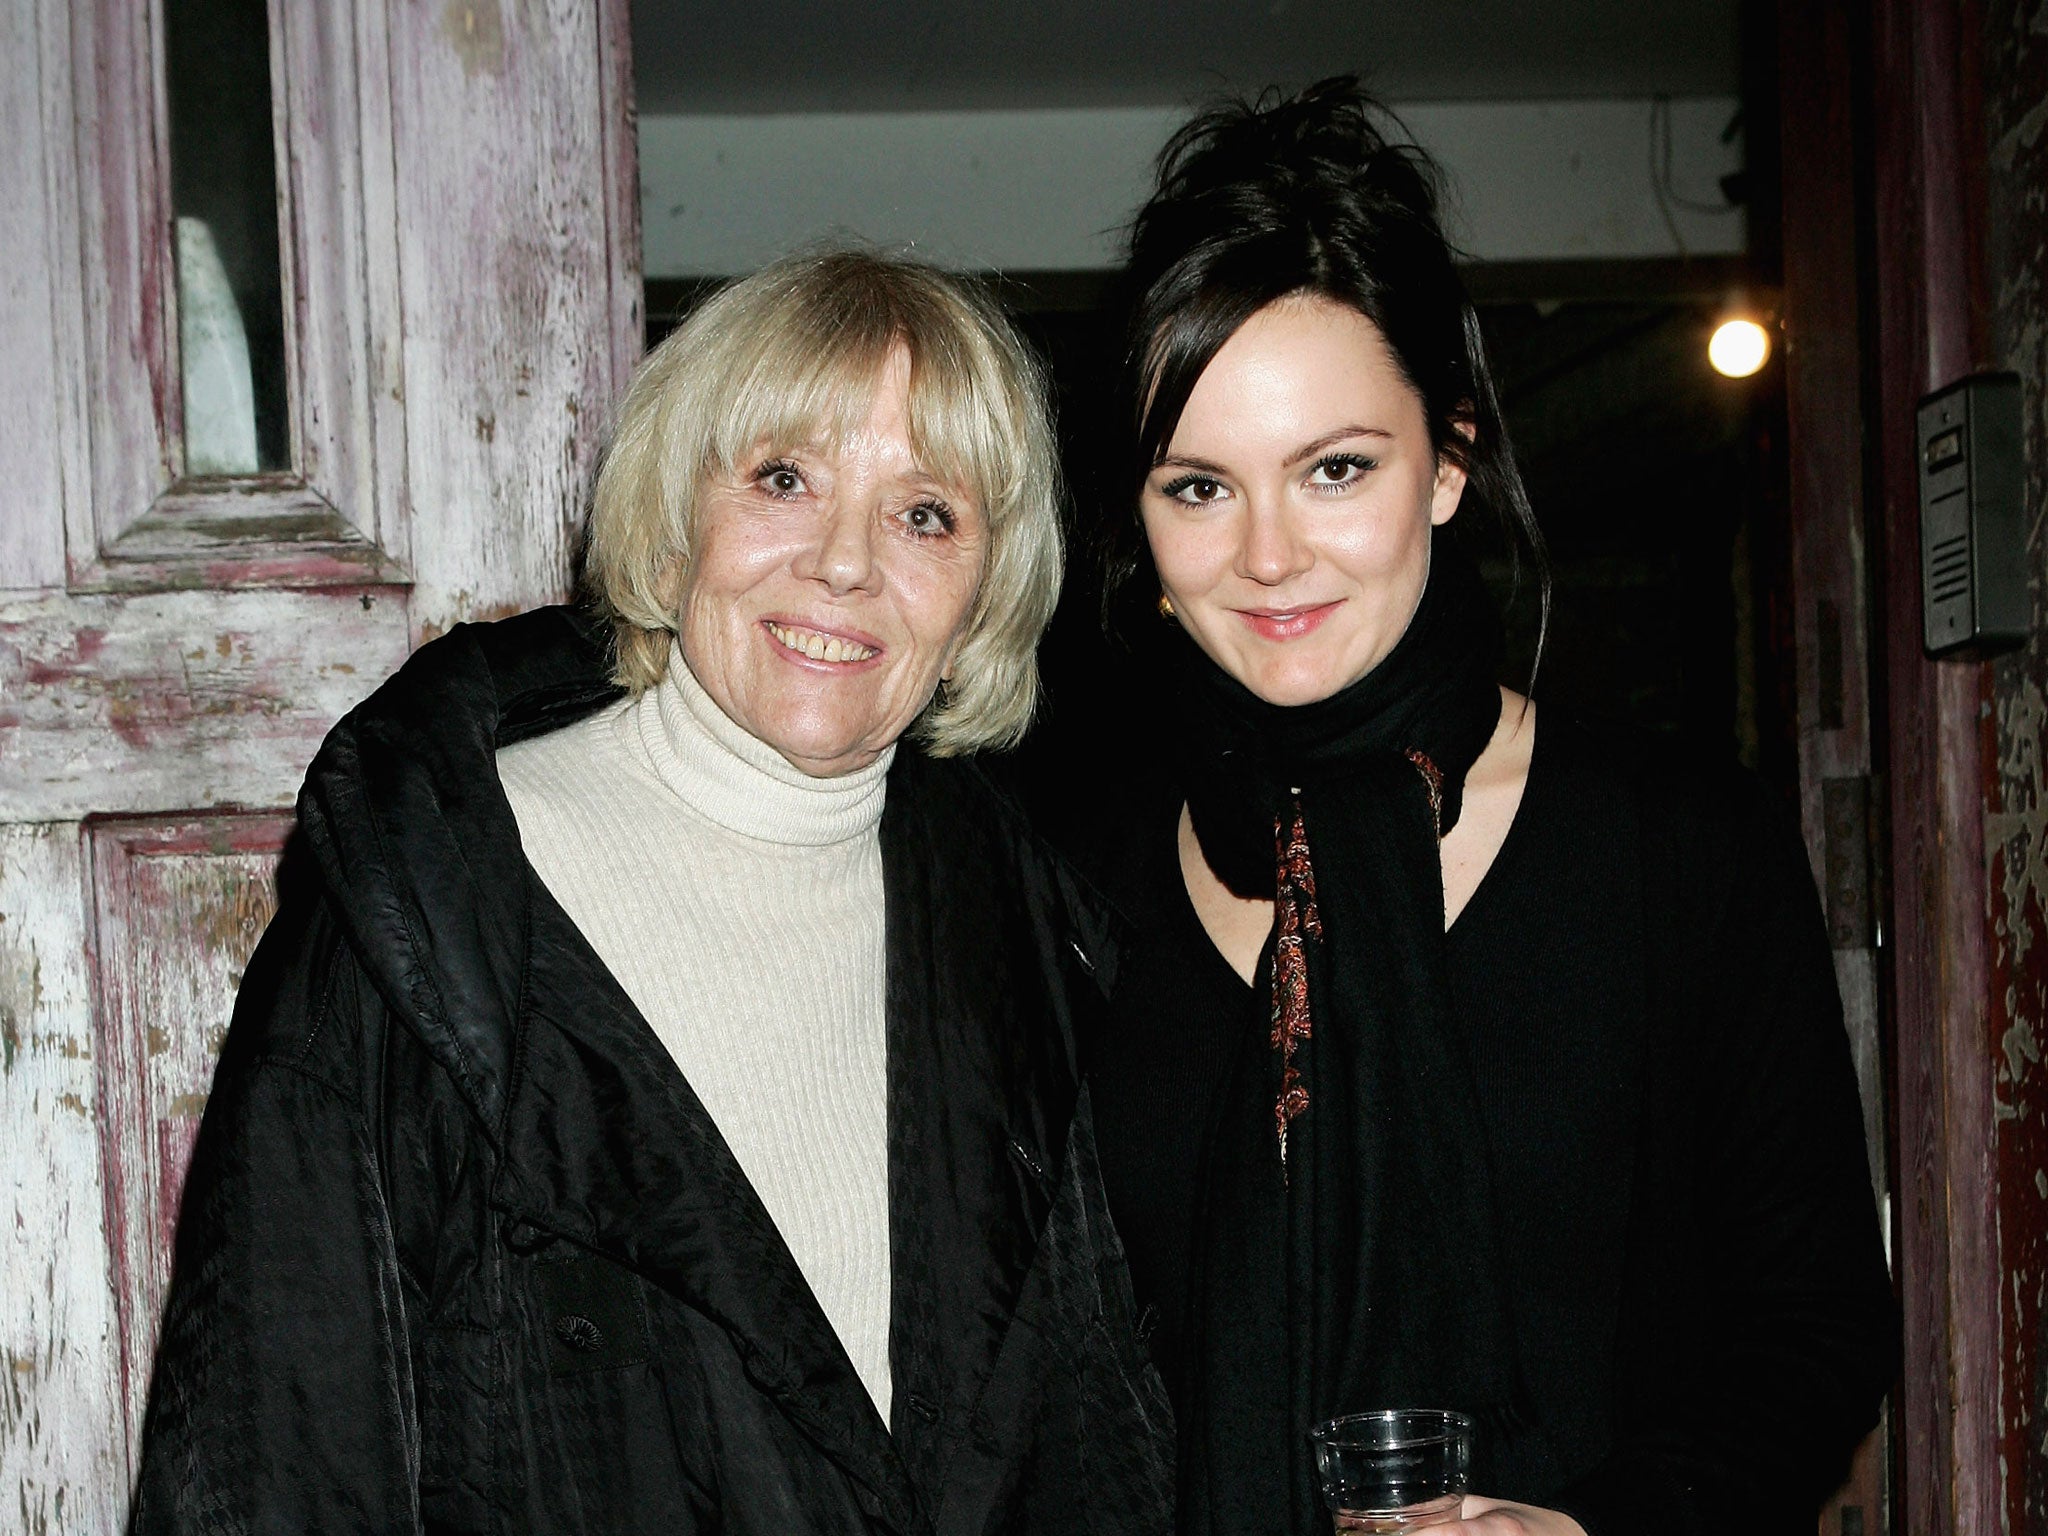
[762,617,883,666]
[1232,599,1345,641]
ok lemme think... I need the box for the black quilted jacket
[129,608,1175,1535]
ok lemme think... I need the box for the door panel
[390,0,642,636]
[88,814,293,1456]
[0,0,639,1520]
[64,0,411,590]
[0,589,410,821]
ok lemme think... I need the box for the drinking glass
[1310,1408,1473,1532]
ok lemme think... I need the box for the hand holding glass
[1311,1409,1473,1532]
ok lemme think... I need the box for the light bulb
[1709,318,1770,378]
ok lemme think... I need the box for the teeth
[767,621,876,662]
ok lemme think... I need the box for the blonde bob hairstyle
[585,248,1064,757]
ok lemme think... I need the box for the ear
[1430,418,1477,528]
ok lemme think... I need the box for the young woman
[1071,80,1896,1536]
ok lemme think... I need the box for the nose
[798,496,881,595]
[1236,497,1312,587]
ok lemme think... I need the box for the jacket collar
[297,606,621,1137]
[298,607,1120,1534]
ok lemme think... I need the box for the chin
[767,725,866,771]
[1251,678,1338,708]
[1237,653,1350,708]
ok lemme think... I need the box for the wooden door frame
[1866,1,2002,1532]
[1780,0,2006,1531]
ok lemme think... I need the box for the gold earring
[1157,592,1177,621]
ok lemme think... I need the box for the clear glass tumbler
[1310,1408,1473,1532]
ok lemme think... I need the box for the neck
[634,642,893,847]
[1174,540,1504,895]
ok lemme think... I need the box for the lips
[764,619,881,664]
[1234,601,1344,640]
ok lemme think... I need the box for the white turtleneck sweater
[496,645,894,1418]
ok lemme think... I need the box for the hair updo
[1110,75,1547,635]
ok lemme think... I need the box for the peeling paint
[1,929,42,1074]
[2010,1017,2044,1087]
[1990,675,2048,970]
[1995,95,2048,171]
[2,590,407,821]
[1987,16,2048,1525]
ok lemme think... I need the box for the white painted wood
[0,0,68,591]
[0,588,411,822]
[270,0,410,565]
[595,0,644,403]
[36,0,91,599]
[348,0,411,577]
[62,0,177,560]
[0,823,129,1534]
[391,0,641,637]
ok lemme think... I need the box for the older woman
[131,251,1172,1535]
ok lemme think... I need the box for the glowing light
[1709,318,1771,378]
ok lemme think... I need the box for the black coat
[130,608,1175,1536]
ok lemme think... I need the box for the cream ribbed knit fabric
[496,644,894,1418]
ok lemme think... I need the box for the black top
[1077,711,1897,1536]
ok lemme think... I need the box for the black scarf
[1173,539,1526,1534]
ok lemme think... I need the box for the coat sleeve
[1553,780,1899,1536]
[129,891,423,1535]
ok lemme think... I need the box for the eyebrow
[1153,425,1394,477]
[1285,425,1393,464]
[749,442,965,499]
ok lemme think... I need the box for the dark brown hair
[1109,76,1548,646]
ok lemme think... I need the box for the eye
[753,458,808,498]
[1305,453,1376,490]
[1161,474,1229,506]
[897,499,958,539]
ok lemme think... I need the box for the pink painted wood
[1866,1,2001,1532]
[87,814,294,1462]
[0,0,639,1522]
[59,0,412,592]
[0,587,410,822]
